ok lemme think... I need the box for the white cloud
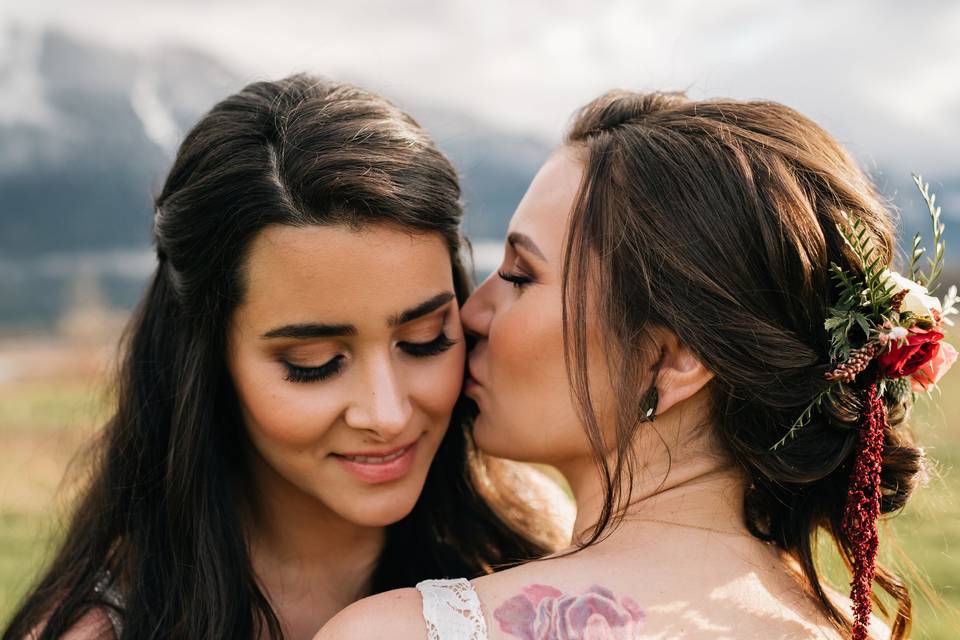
[1,0,958,171]
[0,24,58,127]
[130,70,181,155]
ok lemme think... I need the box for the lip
[337,438,420,459]
[466,358,484,386]
[464,374,481,397]
[333,437,421,484]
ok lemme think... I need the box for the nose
[344,354,412,440]
[461,274,495,340]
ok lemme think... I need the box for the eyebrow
[507,231,547,261]
[261,322,357,340]
[260,291,455,339]
[389,291,455,327]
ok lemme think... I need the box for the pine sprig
[836,212,897,315]
[772,384,839,451]
[825,263,872,360]
[912,174,946,294]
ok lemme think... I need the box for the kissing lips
[465,359,484,396]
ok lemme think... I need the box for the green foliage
[771,383,841,451]
[883,376,912,404]
[826,263,873,361]
[912,174,947,294]
[837,212,899,317]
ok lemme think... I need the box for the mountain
[0,26,956,329]
[0,26,552,327]
[0,26,551,257]
[0,26,250,256]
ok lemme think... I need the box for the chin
[337,483,423,528]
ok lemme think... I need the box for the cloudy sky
[2,0,959,174]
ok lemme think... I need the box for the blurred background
[0,0,958,636]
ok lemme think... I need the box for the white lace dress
[416,578,489,640]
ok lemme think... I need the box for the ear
[650,330,714,415]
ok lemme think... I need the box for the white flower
[881,270,942,318]
[888,326,909,340]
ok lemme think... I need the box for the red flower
[911,340,958,391]
[874,329,943,379]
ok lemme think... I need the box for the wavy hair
[562,90,922,639]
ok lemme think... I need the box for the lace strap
[416,578,489,640]
[94,573,124,637]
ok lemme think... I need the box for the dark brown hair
[562,90,923,639]
[3,74,560,640]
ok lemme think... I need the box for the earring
[640,385,659,422]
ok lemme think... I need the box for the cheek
[479,296,590,461]
[233,356,341,450]
[408,340,466,421]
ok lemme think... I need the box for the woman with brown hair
[2,74,571,640]
[320,90,955,639]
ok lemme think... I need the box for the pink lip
[464,376,481,396]
[464,370,482,399]
[334,438,420,484]
[466,359,484,387]
[338,439,418,458]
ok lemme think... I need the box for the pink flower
[911,340,958,391]
[875,330,943,380]
[494,584,646,640]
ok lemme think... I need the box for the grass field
[0,338,958,637]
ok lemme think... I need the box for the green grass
[0,510,60,623]
[1,376,959,636]
[0,381,110,433]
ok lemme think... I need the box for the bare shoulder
[470,556,895,640]
[824,587,893,640]
[314,588,426,640]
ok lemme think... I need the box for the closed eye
[498,270,533,290]
[399,332,457,357]
[283,355,345,383]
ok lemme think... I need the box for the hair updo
[562,90,924,639]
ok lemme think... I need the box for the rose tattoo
[493,584,646,640]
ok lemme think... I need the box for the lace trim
[416,578,489,640]
[94,573,124,637]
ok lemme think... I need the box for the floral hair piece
[772,175,957,639]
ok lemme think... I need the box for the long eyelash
[498,270,533,289]
[283,356,345,383]
[400,333,457,358]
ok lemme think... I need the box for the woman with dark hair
[320,91,955,639]
[2,74,571,640]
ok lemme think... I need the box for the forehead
[238,223,453,328]
[509,147,584,261]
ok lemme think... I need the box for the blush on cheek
[234,365,342,449]
[411,343,466,424]
[479,302,573,459]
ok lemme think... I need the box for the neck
[244,451,386,609]
[557,416,750,545]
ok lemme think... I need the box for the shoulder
[823,588,892,640]
[315,588,426,640]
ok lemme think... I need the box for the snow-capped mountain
[0,25,956,329]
